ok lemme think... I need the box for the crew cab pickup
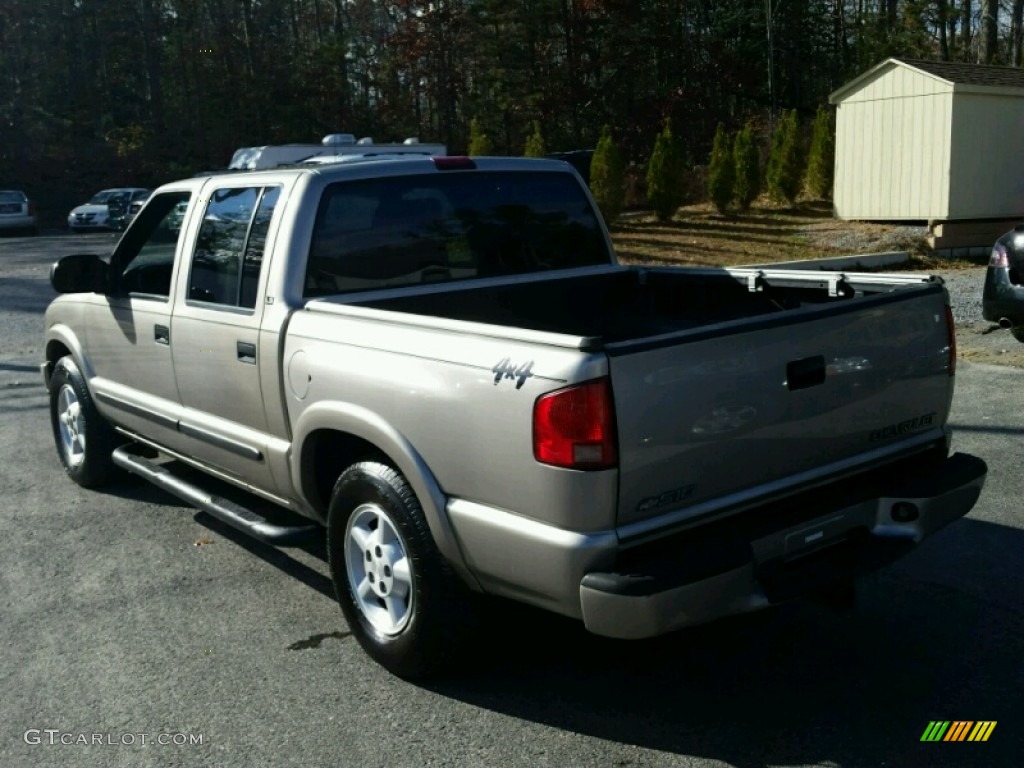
[43,156,986,678]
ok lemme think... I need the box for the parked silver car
[0,190,37,234]
[67,188,149,231]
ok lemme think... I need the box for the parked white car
[0,190,37,234]
[67,188,149,231]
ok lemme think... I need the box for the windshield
[0,191,26,203]
[88,190,127,205]
[306,170,608,296]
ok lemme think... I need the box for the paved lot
[1,234,1022,767]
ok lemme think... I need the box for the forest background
[0,0,1017,221]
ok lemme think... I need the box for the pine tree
[707,123,735,214]
[590,125,625,224]
[765,125,784,200]
[646,119,683,222]
[733,122,761,211]
[766,110,804,204]
[523,121,546,157]
[468,118,494,155]
[804,107,834,200]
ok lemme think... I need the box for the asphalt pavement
[1,233,1021,767]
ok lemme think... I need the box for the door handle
[237,341,256,364]
[154,325,170,345]
[786,355,825,391]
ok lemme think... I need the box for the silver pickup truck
[43,156,986,678]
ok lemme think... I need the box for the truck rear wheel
[49,356,118,488]
[326,461,474,679]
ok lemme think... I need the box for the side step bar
[112,445,321,546]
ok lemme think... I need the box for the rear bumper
[579,452,986,639]
[982,266,1024,325]
[0,214,35,230]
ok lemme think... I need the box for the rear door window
[306,171,608,296]
[188,186,280,309]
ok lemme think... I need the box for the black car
[982,225,1024,342]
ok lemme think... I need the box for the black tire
[49,356,118,488]
[1011,327,1024,344]
[326,461,475,679]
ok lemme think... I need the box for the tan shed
[830,58,1024,222]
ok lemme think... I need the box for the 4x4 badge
[492,357,534,389]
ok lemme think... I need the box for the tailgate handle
[786,355,825,391]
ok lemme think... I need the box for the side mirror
[50,254,109,294]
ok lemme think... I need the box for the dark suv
[982,225,1024,342]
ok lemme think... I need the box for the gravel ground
[941,267,987,325]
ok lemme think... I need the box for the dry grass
[608,200,971,269]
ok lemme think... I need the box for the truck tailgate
[608,282,954,531]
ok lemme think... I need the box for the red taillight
[533,378,617,469]
[433,156,476,170]
[989,243,1009,268]
[945,304,956,375]
[27,201,35,216]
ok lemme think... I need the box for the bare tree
[1012,0,1024,65]
[937,0,950,60]
[961,0,973,61]
[980,0,997,63]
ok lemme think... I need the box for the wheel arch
[44,324,94,387]
[293,401,479,590]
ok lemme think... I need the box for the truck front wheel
[326,462,474,679]
[48,356,118,488]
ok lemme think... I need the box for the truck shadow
[100,461,337,598]
[97,463,1023,766]
[422,517,1023,767]
[194,512,335,600]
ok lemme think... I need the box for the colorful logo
[920,721,997,742]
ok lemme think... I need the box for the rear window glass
[189,186,280,309]
[0,191,26,203]
[305,171,607,296]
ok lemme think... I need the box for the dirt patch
[955,320,1024,367]
[610,201,933,267]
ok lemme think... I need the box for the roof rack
[228,134,446,170]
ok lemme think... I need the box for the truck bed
[355,266,940,346]
[317,265,954,532]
